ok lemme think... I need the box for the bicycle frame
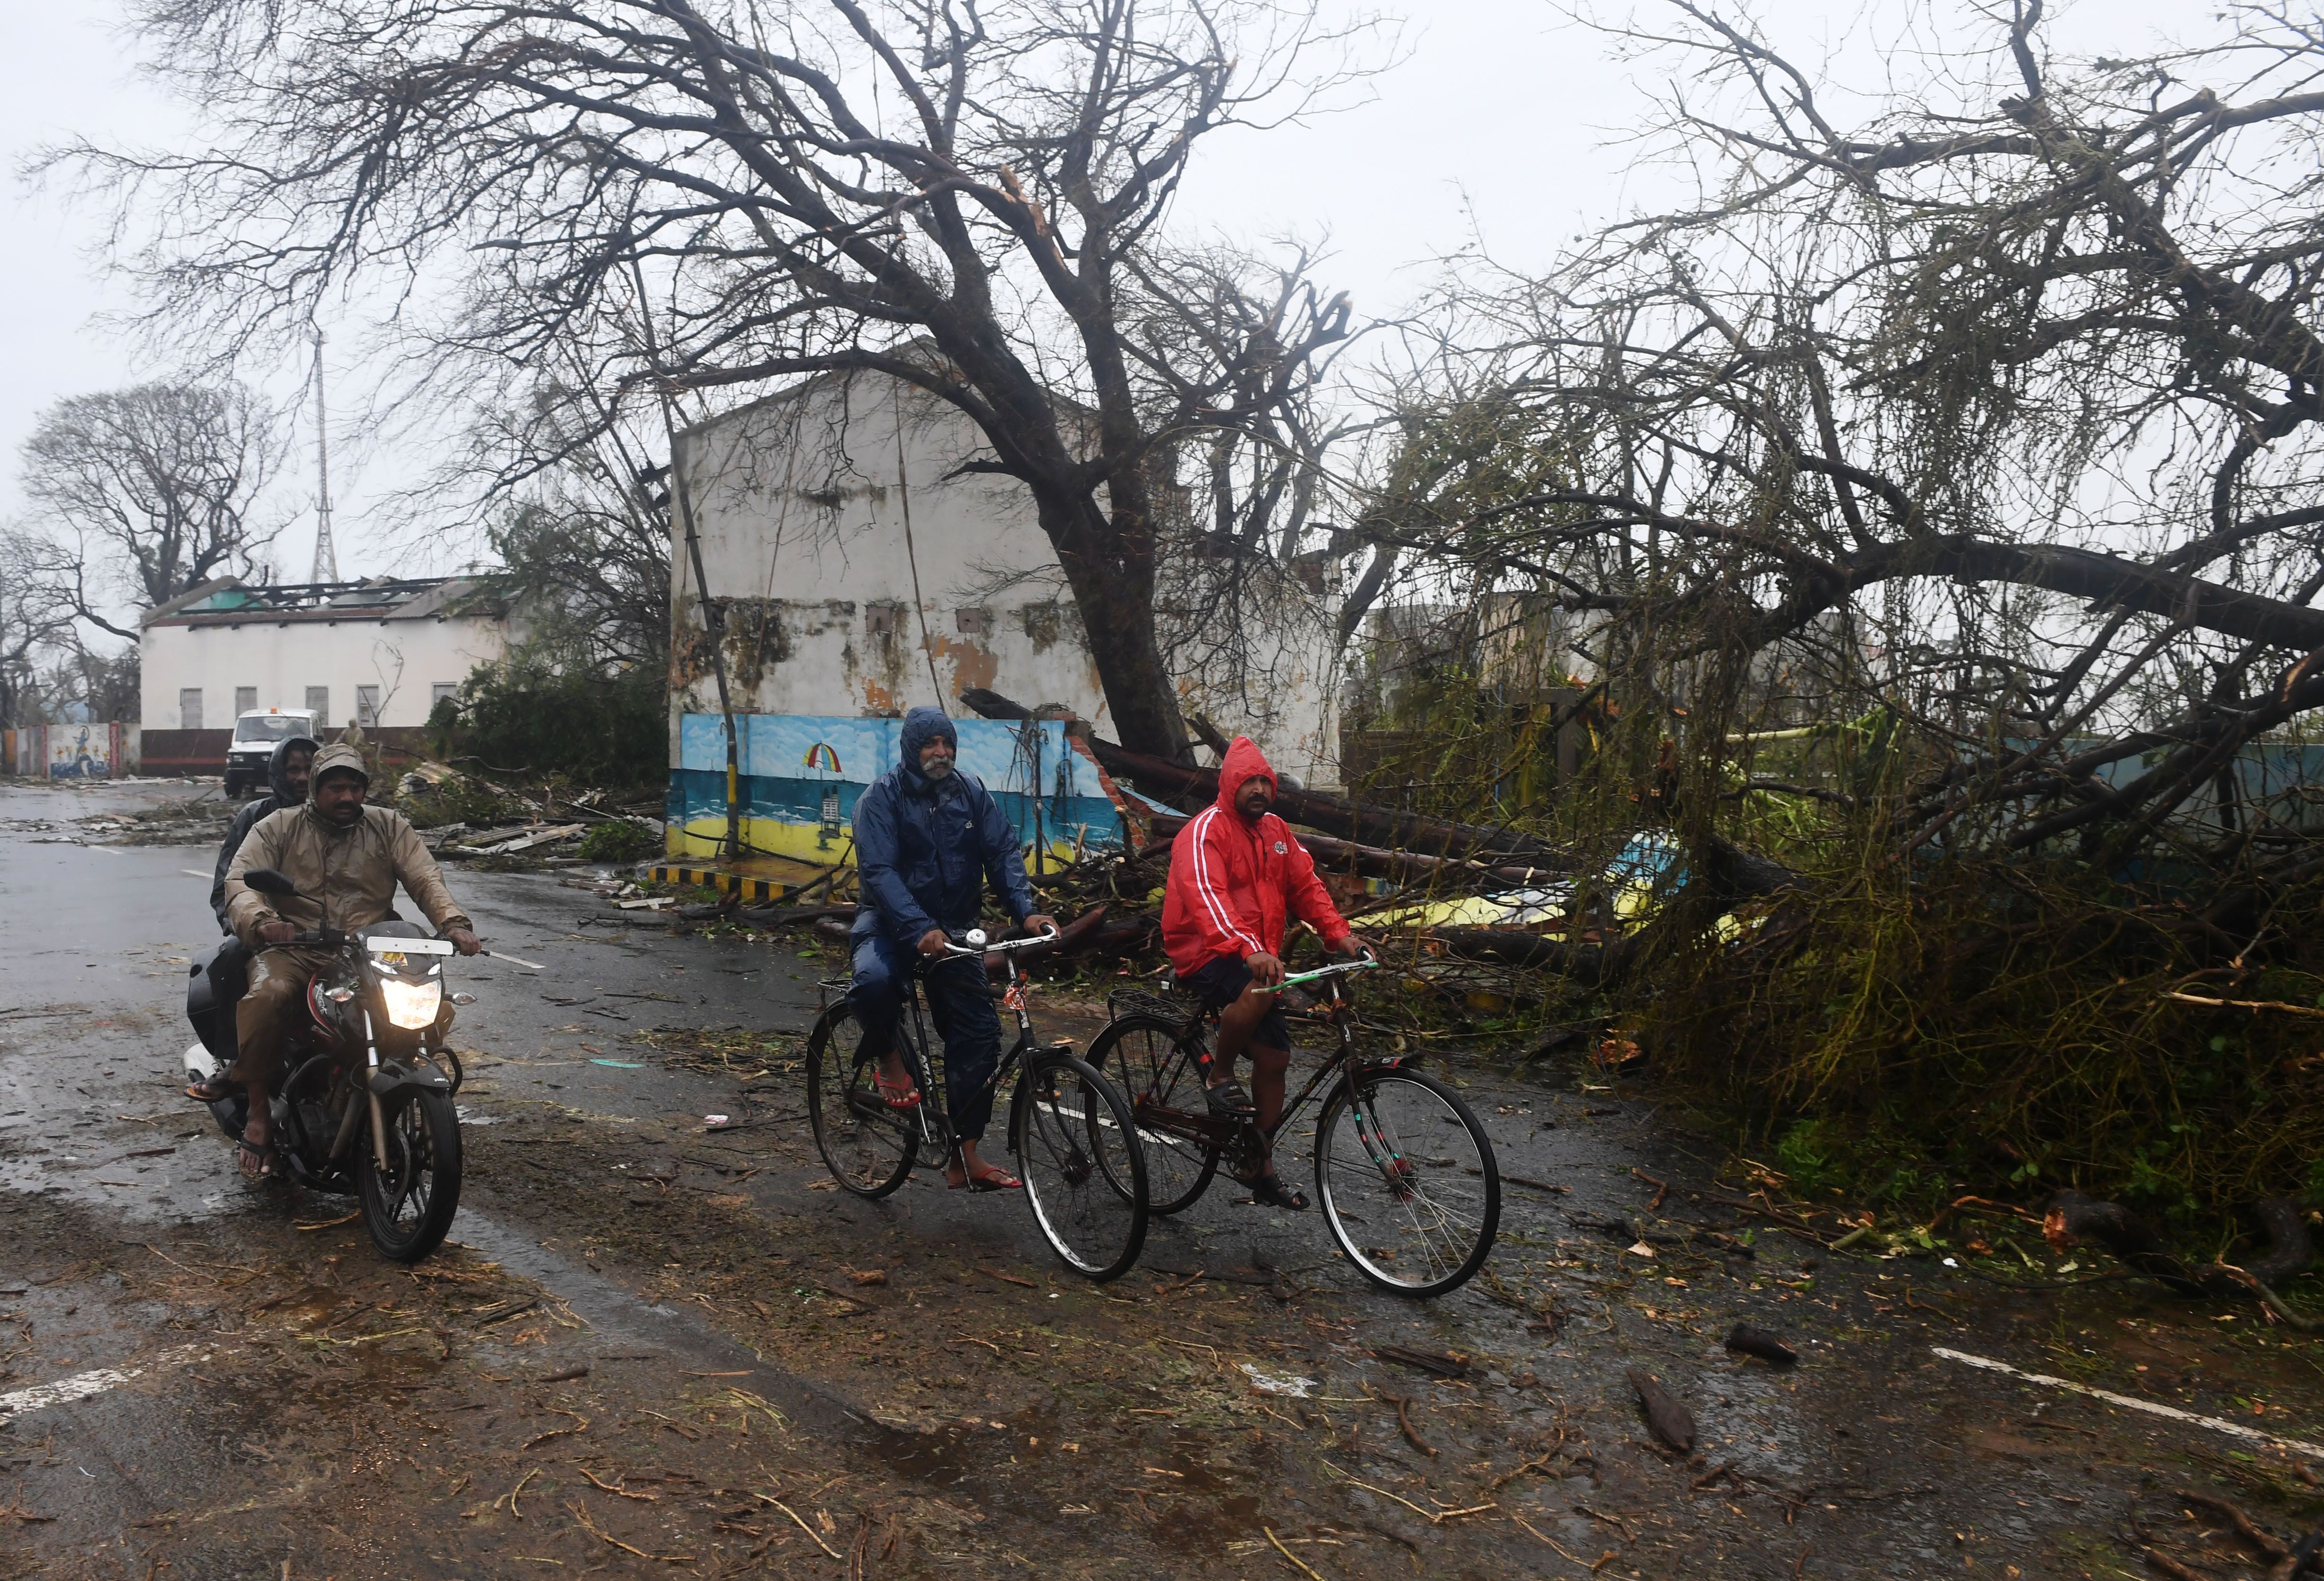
[837,933,1062,1174]
[1136,960,1401,1157]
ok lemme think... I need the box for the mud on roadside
[445,1018,2324,1581]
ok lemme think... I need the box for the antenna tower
[309,327,340,584]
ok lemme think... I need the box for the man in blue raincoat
[852,707,1054,1190]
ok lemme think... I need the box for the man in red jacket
[1162,736,1366,1208]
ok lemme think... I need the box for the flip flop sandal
[955,1166,1023,1192]
[872,1073,923,1109]
[185,1076,234,1103]
[1204,1078,1256,1117]
[1249,1174,1309,1212]
[236,1137,277,1180]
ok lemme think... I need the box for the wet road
[3,779,2323,1579]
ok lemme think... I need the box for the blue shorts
[1179,954,1291,1053]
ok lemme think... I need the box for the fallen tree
[960,687,1563,863]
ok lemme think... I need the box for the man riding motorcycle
[209,734,319,932]
[208,743,480,1178]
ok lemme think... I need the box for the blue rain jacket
[850,707,1035,949]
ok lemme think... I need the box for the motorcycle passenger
[209,734,319,932]
[851,707,1055,1191]
[1161,734,1366,1210]
[214,743,480,1178]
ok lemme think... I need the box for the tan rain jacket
[223,800,472,948]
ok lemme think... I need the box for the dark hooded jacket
[850,706,1035,950]
[210,734,321,931]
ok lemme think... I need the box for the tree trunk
[1040,494,1188,762]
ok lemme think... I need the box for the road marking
[82,844,122,856]
[1933,1345,2324,1458]
[0,1344,209,1425]
[181,869,211,878]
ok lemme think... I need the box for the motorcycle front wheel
[358,1089,463,1263]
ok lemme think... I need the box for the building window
[234,685,257,715]
[430,682,457,712]
[179,689,203,731]
[864,603,900,637]
[955,607,991,637]
[305,686,329,721]
[356,685,381,728]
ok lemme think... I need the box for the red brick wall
[140,729,233,775]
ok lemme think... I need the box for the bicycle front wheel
[1314,1067,1499,1297]
[1085,1014,1219,1215]
[805,999,919,1198]
[1016,1053,1148,1281]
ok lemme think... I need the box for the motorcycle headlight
[378,975,444,1030]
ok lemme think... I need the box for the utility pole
[309,327,340,584]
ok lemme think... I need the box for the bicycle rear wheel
[1015,1052,1148,1281]
[1314,1067,1499,1296]
[806,999,919,1198]
[1085,1014,1219,1215]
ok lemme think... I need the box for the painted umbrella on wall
[804,742,844,850]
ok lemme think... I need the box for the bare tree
[18,382,281,637]
[69,0,1383,759]
[1372,0,2324,900]
[0,533,85,730]
[457,375,674,676]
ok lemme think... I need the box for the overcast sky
[2,0,2193,597]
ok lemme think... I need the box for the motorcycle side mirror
[242,867,299,898]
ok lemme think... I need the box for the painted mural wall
[7,724,130,778]
[669,371,1344,790]
[665,713,1126,863]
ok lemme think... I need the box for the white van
[224,709,322,799]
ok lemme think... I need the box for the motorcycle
[182,866,471,1262]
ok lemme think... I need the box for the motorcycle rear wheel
[358,1089,463,1263]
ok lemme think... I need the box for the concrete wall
[671,372,1343,786]
[140,616,506,735]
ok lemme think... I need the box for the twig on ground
[497,1466,539,1519]
[2142,1548,2209,1581]
[757,1494,842,1558]
[567,1501,696,1563]
[1266,1527,1329,1581]
[1578,1505,1636,1541]
[2181,1490,2291,1559]
[579,1467,656,1501]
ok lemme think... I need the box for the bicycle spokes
[1316,1071,1499,1296]
[1349,1098,1418,1199]
[1017,1054,1147,1281]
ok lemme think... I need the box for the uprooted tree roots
[2043,1192,2322,1326]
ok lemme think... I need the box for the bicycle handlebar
[942,925,1062,956]
[1268,954,1381,991]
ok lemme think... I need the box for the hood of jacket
[309,741,370,788]
[265,735,321,806]
[1215,736,1277,819]
[897,706,958,796]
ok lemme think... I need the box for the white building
[139,577,509,773]
[671,371,1342,781]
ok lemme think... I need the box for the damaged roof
[141,575,502,629]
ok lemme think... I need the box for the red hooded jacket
[1162,737,1353,977]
